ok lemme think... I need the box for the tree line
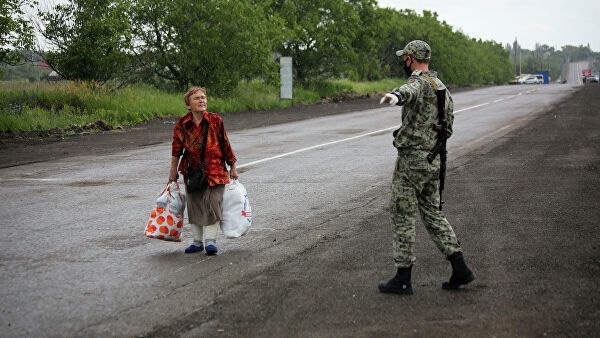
[3,0,596,94]
[506,40,599,81]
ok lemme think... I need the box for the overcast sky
[377,0,600,52]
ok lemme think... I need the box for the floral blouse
[172,111,236,186]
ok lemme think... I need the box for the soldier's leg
[417,172,461,256]
[379,158,418,294]
[418,172,474,289]
[390,159,419,268]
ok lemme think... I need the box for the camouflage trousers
[390,151,462,268]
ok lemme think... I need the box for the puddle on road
[370,130,391,136]
[335,128,365,134]
[101,235,149,250]
[66,180,110,187]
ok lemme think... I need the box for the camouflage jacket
[390,70,454,152]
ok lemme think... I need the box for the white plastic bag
[156,182,186,216]
[220,179,252,238]
[145,182,186,242]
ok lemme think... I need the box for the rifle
[426,87,447,210]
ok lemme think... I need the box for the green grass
[0,78,404,132]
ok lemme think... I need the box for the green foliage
[38,0,132,83]
[374,9,512,86]
[0,81,181,131]
[129,0,283,95]
[349,0,384,81]
[24,0,598,91]
[332,78,402,94]
[275,0,363,82]
[0,0,37,77]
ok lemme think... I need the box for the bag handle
[200,119,209,165]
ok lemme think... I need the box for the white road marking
[238,90,533,169]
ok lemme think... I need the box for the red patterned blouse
[172,111,237,186]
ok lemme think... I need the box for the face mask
[403,58,413,77]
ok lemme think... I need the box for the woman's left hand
[230,164,239,180]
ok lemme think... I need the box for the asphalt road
[1,83,599,337]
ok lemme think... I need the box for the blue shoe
[184,244,204,253]
[205,244,218,256]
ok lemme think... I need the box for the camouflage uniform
[388,66,462,268]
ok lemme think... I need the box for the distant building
[48,71,59,81]
[37,60,51,70]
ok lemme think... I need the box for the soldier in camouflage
[378,40,475,294]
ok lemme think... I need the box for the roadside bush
[0,78,401,132]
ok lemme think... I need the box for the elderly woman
[169,87,238,255]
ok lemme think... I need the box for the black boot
[379,266,413,294]
[442,252,475,290]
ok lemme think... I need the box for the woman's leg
[204,222,220,255]
[185,223,204,253]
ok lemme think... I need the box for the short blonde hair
[184,87,206,106]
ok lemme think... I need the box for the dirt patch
[1,120,114,141]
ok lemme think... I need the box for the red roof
[38,60,51,69]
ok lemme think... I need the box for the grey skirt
[186,184,225,226]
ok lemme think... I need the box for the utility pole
[519,50,522,75]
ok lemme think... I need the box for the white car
[518,74,544,84]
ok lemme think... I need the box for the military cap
[396,40,431,60]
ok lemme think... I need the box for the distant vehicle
[518,74,544,84]
[586,74,599,83]
[509,74,528,85]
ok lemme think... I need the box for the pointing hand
[380,93,399,105]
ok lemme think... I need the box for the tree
[273,0,362,83]
[37,0,132,83]
[373,8,512,86]
[347,0,382,81]
[513,39,520,73]
[129,0,283,95]
[374,8,411,79]
[1,0,37,77]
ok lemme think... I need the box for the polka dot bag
[145,182,186,242]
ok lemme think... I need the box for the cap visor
[396,50,404,57]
